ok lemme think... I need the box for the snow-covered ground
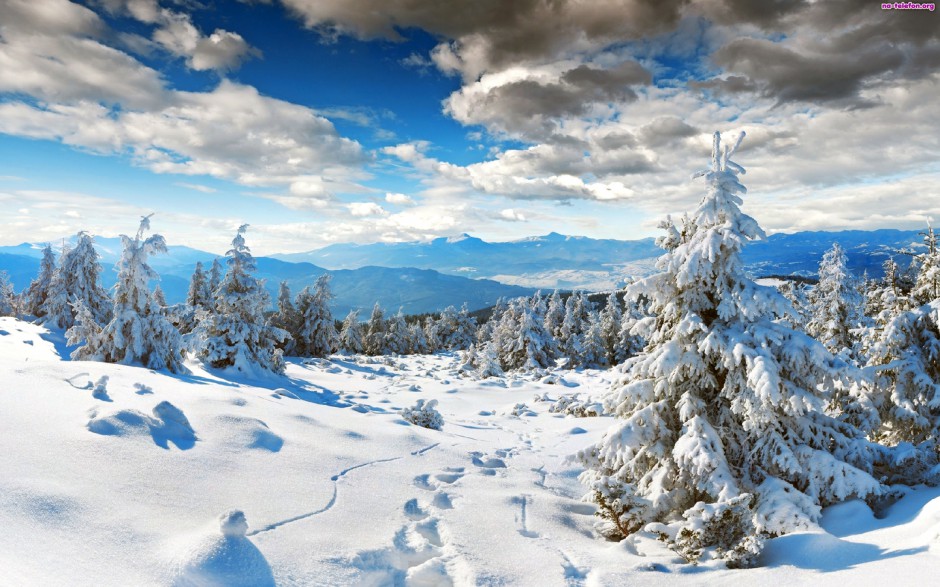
[1,316,938,586]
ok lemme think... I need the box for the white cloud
[347,202,389,217]
[174,182,217,193]
[385,192,415,205]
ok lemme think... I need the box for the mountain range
[0,228,927,315]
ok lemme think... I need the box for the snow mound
[87,400,196,450]
[213,415,284,452]
[174,510,274,587]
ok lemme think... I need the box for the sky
[1,0,939,255]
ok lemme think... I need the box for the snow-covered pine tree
[777,280,810,328]
[22,244,56,318]
[864,296,940,450]
[807,243,863,358]
[43,232,112,330]
[0,271,16,316]
[293,275,339,358]
[187,261,213,310]
[580,311,609,369]
[152,284,167,308]
[911,224,940,305]
[70,215,184,372]
[339,309,364,354]
[271,281,301,354]
[423,315,441,353]
[385,309,409,355]
[364,302,387,355]
[208,258,223,296]
[194,225,287,375]
[495,298,556,372]
[409,320,429,354]
[577,132,880,566]
[598,292,622,365]
[544,290,566,341]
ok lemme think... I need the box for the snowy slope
[1,316,938,586]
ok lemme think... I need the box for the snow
[2,315,940,585]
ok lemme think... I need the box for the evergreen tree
[807,243,863,358]
[580,311,609,368]
[43,232,111,330]
[364,303,387,355]
[194,225,287,375]
[864,299,940,448]
[70,216,184,372]
[599,291,623,365]
[385,309,409,355]
[544,290,566,340]
[495,298,557,371]
[186,261,213,310]
[293,275,339,358]
[23,244,56,318]
[0,271,15,317]
[424,315,441,352]
[409,320,429,354]
[208,258,223,296]
[339,309,364,354]
[270,281,301,354]
[911,224,940,305]
[577,133,880,565]
[152,284,167,308]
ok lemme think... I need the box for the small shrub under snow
[401,399,443,430]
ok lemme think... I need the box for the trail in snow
[249,443,440,536]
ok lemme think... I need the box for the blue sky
[1,0,939,254]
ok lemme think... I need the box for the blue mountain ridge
[0,228,926,315]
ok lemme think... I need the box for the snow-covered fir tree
[208,258,223,295]
[777,280,810,328]
[69,216,184,372]
[385,309,409,355]
[363,303,387,355]
[22,244,56,318]
[543,290,566,341]
[864,298,940,449]
[408,320,429,354]
[0,271,16,316]
[423,315,441,352]
[339,309,364,354]
[577,132,881,566]
[270,281,301,354]
[807,243,863,358]
[911,224,940,305]
[493,298,557,372]
[43,233,112,330]
[598,292,622,365]
[186,261,213,310]
[193,225,287,376]
[152,284,167,308]
[580,311,609,368]
[293,275,338,358]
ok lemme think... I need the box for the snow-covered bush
[401,399,443,430]
[549,394,602,417]
[661,494,764,568]
[577,132,881,566]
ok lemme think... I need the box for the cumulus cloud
[347,202,389,217]
[101,0,260,71]
[385,192,415,205]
